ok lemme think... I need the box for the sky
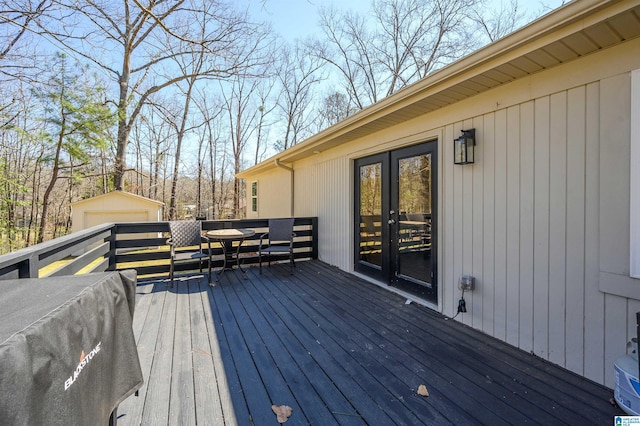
[232,0,567,162]
[242,0,371,42]
[241,0,567,42]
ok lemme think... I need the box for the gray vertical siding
[441,74,639,387]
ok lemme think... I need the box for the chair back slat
[169,221,202,247]
[268,218,294,242]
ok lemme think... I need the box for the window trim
[251,181,258,213]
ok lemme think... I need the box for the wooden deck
[116,260,621,425]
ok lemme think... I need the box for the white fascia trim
[631,69,640,279]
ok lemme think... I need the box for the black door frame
[354,140,438,300]
[354,153,389,277]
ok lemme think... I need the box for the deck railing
[0,217,318,280]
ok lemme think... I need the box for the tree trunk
[113,32,132,191]
[38,124,64,243]
[168,76,196,220]
[196,134,203,216]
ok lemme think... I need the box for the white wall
[295,156,351,267]
[245,168,293,219]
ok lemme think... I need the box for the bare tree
[274,40,325,150]
[313,0,480,110]
[134,99,174,201]
[0,0,52,61]
[166,22,208,220]
[254,80,278,165]
[470,0,526,42]
[471,0,565,43]
[220,75,263,218]
[312,7,377,109]
[375,0,479,92]
[312,90,354,132]
[193,90,226,219]
[36,0,270,191]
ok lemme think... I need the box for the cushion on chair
[261,246,291,253]
[173,252,209,261]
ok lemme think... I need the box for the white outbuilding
[71,190,164,236]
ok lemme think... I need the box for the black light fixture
[453,129,476,165]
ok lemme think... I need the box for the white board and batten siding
[441,72,640,387]
[247,155,353,269]
[471,76,625,384]
[296,156,352,269]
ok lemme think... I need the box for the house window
[251,181,258,213]
[631,69,640,278]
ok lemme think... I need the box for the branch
[129,0,200,47]
[0,0,51,59]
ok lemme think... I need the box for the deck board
[300,263,564,422]
[215,272,303,424]
[240,267,401,425]
[170,279,196,425]
[116,260,622,425]
[190,279,226,424]
[311,262,614,422]
[246,266,439,425]
[325,265,605,421]
[223,270,343,424]
[301,263,580,424]
[287,265,506,425]
[142,277,175,425]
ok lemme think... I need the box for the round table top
[206,229,255,240]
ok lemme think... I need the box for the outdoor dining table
[207,228,255,283]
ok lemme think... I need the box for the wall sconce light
[454,129,475,165]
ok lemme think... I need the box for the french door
[354,141,437,301]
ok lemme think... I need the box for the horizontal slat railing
[47,241,111,277]
[0,223,115,279]
[115,217,318,277]
[0,217,318,280]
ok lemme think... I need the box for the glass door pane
[396,153,432,285]
[358,162,383,268]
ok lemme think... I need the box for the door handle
[388,219,396,225]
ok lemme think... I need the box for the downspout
[274,159,294,217]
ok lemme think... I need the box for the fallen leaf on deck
[272,404,293,423]
[417,384,429,397]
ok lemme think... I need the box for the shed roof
[71,190,165,207]
[237,0,640,178]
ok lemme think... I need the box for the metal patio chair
[167,220,212,286]
[258,218,296,274]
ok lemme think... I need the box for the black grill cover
[0,270,143,425]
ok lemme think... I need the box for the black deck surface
[117,260,622,425]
